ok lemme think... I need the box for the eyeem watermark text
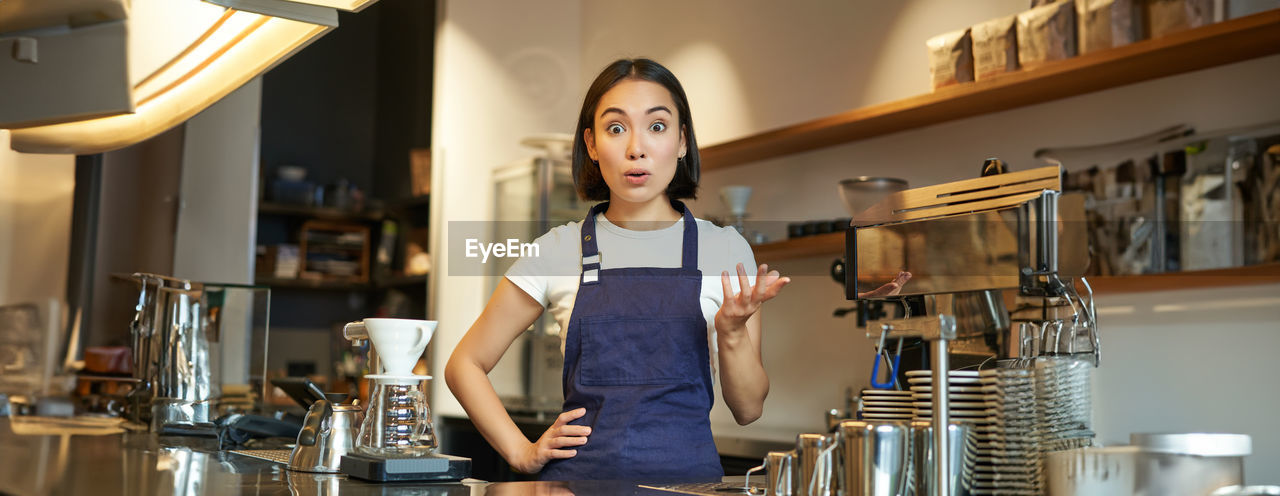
[465,238,539,263]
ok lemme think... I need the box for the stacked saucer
[906,370,995,423]
[907,368,1042,495]
[858,389,914,421]
[969,368,1040,496]
[1035,356,1094,452]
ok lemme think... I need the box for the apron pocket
[578,316,704,387]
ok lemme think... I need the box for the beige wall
[430,0,583,417]
[0,131,74,313]
[434,0,1280,479]
[173,78,261,285]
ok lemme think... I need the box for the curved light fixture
[202,0,338,27]
[200,0,381,26]
[9,8,332,154]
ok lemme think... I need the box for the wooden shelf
[255,276,371,291]
[258,202,384,222]
[1087,262,1280,294]
[375,273,428,289]
[753,232,845,263]
[699,9,1280,171]
[384,195,430,211]
[750,233,1280,294]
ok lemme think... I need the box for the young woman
[445,58,904,481]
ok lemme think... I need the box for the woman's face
[584,79,686,207]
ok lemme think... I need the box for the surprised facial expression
[584,79,687,206]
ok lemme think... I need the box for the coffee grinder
[338,318,471,482]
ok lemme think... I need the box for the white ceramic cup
[719,185,753,217]
[344,318,436,375]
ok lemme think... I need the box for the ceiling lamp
[201,0,380,26]
[8,7,334,154]
[202,0,337,27]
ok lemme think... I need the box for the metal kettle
[288,399,363,473]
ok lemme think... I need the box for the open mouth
[624,169,650,185]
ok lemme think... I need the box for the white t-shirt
[505,213,758,370]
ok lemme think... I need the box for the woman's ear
[678,125,687,159]
[584,127,598,161]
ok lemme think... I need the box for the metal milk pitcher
[126,273,218,430]
[766,450,796,496]
[837,420,913,496]
[796,433,836,496]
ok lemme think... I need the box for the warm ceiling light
[201,0,338,27]
[8,9,332,154]
[274,0,378,11]
[132,9,263,105]
[201,0,380,25]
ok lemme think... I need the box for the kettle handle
[297,400,332,446]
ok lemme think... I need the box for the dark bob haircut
[571,58,700,202]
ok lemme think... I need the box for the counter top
[484,413,794,461]
[0,417,761,496]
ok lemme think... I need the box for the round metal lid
[1131,433,1252,456]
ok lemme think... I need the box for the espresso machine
[844,165,1099,495]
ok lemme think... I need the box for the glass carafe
[356,375,436,457]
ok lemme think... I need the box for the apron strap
[672,200,698,272]
[579,200,700,284]
[580,202,608,285]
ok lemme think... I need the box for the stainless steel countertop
[474,413,794,461]
[0,417,755,495]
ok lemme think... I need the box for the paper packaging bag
[926,27,974,90]
[1145,0,1220,39]
[973,15,1019,80]
[1076,0,1143,54]
[1018,1,1078,69]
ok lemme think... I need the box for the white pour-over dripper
[343,318,436,376]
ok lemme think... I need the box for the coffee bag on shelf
[1076,0,1143,54]
[1145,0,1221,39]
[973,15,1019,80]
[1018,1,1078,69]
[927,27,974,90]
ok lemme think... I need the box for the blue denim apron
[539,201,723,481]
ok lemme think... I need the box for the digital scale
[340,452,472,482]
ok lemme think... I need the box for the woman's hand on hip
[716,263,790,335]
[509,407,590,474]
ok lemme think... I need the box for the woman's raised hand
[509,407,590,474]
[716,263,790,333]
